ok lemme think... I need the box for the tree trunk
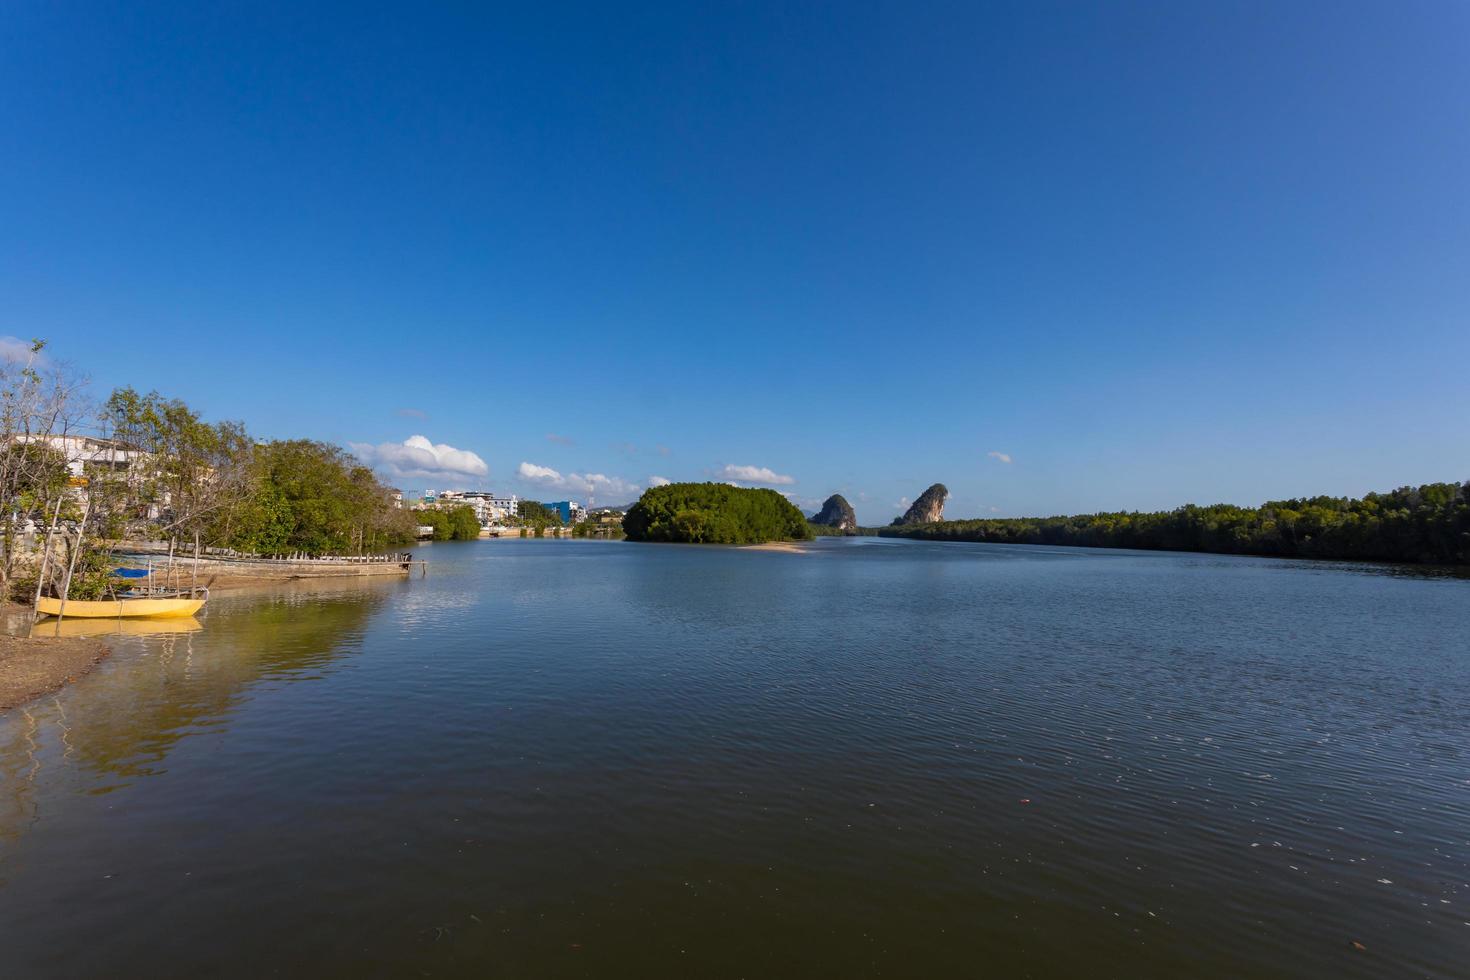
[31,495,66,622]
[55,497,91,625]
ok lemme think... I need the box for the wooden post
[191,531,200,591]
[31,495,65,624]
[54,497,92,627]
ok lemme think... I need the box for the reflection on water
[0,581,394,846]
[0,540,1467,978]
[30,616,204,639]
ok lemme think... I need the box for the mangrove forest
[878,482,1470,565]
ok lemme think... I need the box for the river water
[1,538,1466,977]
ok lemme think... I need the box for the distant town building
[10,434,165,517]
[13,434,149,480]
[488,494,519,520]
[422,490,519,523]
[540,501,586,524]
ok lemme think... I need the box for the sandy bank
[742,540,814,553]
[0,630,110,712]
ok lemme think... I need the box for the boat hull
[35,596,206,619]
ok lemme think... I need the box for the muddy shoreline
[0,565,413,711]
[0,631,111,712]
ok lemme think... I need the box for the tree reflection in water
[0,580,396,847]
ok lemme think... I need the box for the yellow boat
[35,592,207,619]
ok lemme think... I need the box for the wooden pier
[118,545,428,583]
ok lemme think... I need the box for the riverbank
[0,628,110,712]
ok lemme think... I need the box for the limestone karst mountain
[891,483,948,526]
[809,494,858,532]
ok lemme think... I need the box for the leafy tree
[228,440,415,554]
[414,504,482,541]
[514,499,563,535]
[99,387,256,549]
[449,504,481,540]
[0,339,87,587]
[517,500,562,525]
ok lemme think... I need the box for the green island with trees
[875,482,1470,566]
[623,482,812,544]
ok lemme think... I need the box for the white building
[9,434,166,519]
[485,494,519,521]
[13,434,148,479]
[435,491,519,523]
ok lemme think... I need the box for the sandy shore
[0,631,110,712]
[742,540,814,553]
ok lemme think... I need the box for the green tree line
[623,483,812,544]
[516,500,563,530]
[101,387,417,555]
[878,482,1470,565]
[414,504,482,542]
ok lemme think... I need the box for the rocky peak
[810,494,858,531]
[892,483,948,526]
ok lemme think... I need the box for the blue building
[542,501,573,524]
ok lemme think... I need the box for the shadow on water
[0,579,396,845]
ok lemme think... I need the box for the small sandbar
[742,540,815,553]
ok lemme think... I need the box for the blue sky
[4,1,1467,522]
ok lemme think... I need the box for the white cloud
[517,461,641,502]
[718,464,795,486]
[895,496,911,510]
[987,451,1013,464]
[649,475,671,487]
[351,434,489,484]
